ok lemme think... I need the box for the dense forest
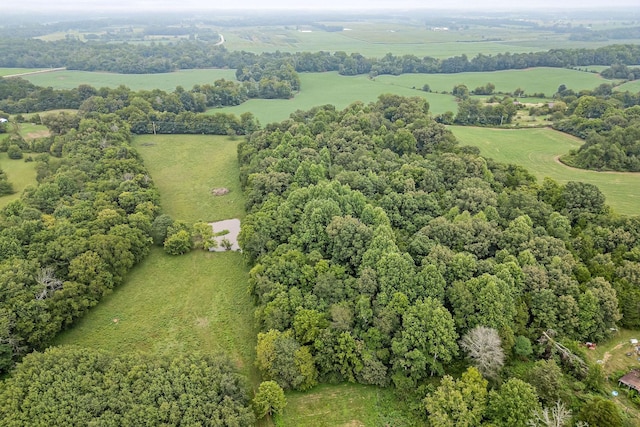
[0,347,254,426]
[237,95,639,424]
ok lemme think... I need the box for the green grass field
[132,134,244,222]
[22,69,237,91]
[375,67,614,97]
[216,71,458,125]
[279,383,423,427]
[450,126,640,217]
[0,153,38,209]
[617,80,640,93]
[55,248,260,384]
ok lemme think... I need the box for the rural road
[215,33,225,46]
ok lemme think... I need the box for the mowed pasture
[617,79,640,93]
[450,126,640,216]
[132,134,244,222]
[21,68,237,91]
[216,71,458,124]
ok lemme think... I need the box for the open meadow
[132,134,244,222]
[0,153,38,209]
[375,67,615,97]
[450,126,640,216]
[0,68,47,77]
[216,71,457,124]
[21,68,237,91]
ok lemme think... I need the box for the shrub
[7,144,22,160]
[163,230,193,255]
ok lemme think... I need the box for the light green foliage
[193,221,216,250]
[513,335,533,359]
[255,329,317,391]
[488,378,541,427]
[253,380,286,419]
[578,397,623,427]
[424,367,488,427]
[163,229,193,255]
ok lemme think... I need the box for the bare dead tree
[527,400,574,427]
[460,325,505,379]
[35,267,63,301]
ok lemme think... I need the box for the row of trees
[1,38,640,76]
[237,95,636,423]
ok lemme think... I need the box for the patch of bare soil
[25,130,50,139]
[209,218,241,252]
[211,187,229,196]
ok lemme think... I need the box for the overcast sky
[8,0,640,12]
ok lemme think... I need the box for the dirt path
[602,342,625,366]
[3,67,66,78]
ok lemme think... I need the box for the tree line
[1,37,640,77]
[237,95,638,424]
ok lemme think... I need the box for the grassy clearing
[21,69,237,91]
[132,134,244,222]
[375,67,615,97]
[279,383,423,427]
[216,71,457,125]
[0,153,38,209]
[54,248,260,385]
[450,126,640,217]
[617,80,640,93]
[584,329,640,425]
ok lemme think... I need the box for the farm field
[375,67,615,97]
[221,23,640,57]
[216,71,457,124]
[0,153,38,209]
[0,68,46,77]
[132,134,244,222]
[21,68,237,91]
[450,126,640,217]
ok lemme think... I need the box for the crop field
[450,126,640,216]
[375,67,615,97]
[132,134,244,222]
[22,68,237,91]
[0,153,38,209]
[216,71,457,124]
[221,22,640,58]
